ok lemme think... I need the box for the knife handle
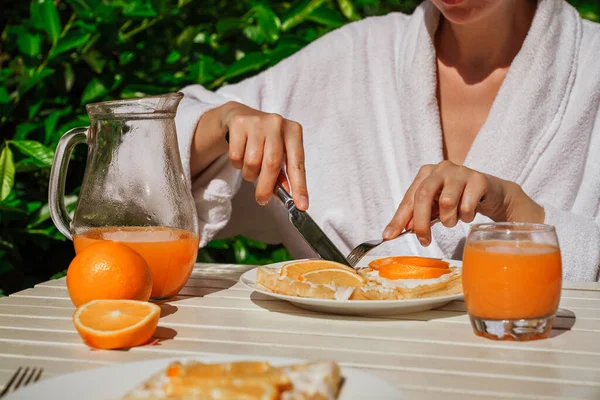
[274,179,295,210]
[225,131,295,210]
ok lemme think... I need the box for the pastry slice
[122,360,341,400]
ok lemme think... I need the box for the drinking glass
[48,93,199,301]
[462,223,562,341]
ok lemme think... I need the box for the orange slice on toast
[369,256,449,270]
[298,268,366,286]
[280,259,355,280]
[379,264,451,280]
[73,299,160,350]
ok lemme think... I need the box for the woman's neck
[435,0,537,82]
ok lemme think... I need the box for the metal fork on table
[346,217,440,267]
[0,367,43,398]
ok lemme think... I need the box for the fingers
[459,173,488,223]
[226,108,308,209]
[283,120,308,210]
[383,165,434,240]
[438,178,466,228]
[228,119,248,170]
[255,135,284,205]
[412,173,445,246]
[384,161,492,249]
[241,133,264,182]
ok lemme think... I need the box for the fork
[346,217,440,267]
[0,367,43,398]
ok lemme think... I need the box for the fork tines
[0,367,43,397]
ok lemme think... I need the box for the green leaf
[80,78,108,104]
[243,5,280,44]
[176,26,198,55]
[44,112,61,143]
[216,18,243,36]
[28,195,77,228]
[166,50,181,64]
[15,159,45,172]
[123,1,158,18]
[119,51,135,66]
[82,51,106,74]
[0,88,10,105]
[190,55,224,84]
[239,236,267,250]
[206,240,230,249]
[307,6,346,28]
[64,63,75,92]
[11,140,54,167]
[17,32,43,57]
[21,67,55,94]
[50,270,67,280]
[14,123,40,140]
[31,0,62,44]
[50,31,92,59]
[270,248,292,263]
[0,144,15,201]
[266,42,304,66]
[223,52,269,81]
[28,102,44,119]
[337,0,361,21]
[282,0,327,32]
[233,238,248,263]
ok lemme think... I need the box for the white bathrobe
[175,0,600,281]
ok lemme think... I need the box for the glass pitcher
[49,93,199,301]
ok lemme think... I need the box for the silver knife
[224,132,351,266]
[273,182,352,267]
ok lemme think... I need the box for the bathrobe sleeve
[174,26,355,247]
[543,206,600,281]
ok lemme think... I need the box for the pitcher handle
[48,127,89,240]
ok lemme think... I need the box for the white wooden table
[1,263,599,400]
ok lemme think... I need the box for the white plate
[5,354,404,400]
[240,256,463,316]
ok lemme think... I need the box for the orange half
[73,299,160,350]
[369,256,449,271]
[298,268,365,287]
[280,259,355,280]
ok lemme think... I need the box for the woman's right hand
[220,101,309,210]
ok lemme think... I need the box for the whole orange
[66,241,152,307]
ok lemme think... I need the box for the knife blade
[273,183,352,267]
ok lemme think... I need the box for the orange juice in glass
[462,223,562,341]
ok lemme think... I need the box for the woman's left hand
[383,161,545,246]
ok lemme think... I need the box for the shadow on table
[159,304,178,318]
[549,308,576,338]
[249,292,463,322]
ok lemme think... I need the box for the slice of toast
[122,360,341,400]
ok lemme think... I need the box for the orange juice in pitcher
[48,93,199,301]
[74,227,200,300]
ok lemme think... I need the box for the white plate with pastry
[4,354,404,400]
[240,256,463,316]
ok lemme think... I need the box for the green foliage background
[0,0,598,295]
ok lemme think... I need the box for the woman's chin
[439,0,466,5]
[432,0,498,25]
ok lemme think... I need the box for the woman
[175,0,600,281]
